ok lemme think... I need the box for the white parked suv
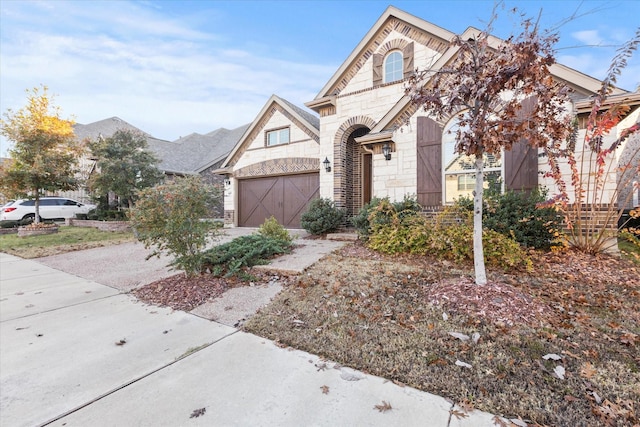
[0,197,96,223]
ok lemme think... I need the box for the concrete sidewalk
[0,251,504,427]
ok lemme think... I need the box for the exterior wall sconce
[382,143,392,161]
[224,177,231,186]
[323,157,332,172]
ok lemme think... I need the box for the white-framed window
[266,127,290,147]
[443,116,503,203]
[384,51,403,83]
[457,174,475,191]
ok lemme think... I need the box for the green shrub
[455,188,561,249]
[392,194,422,219]
[351,195,422,239]
[350,197,384,238]
[86,208,127,221]
[202,234,292,278]
[128,176,222,276]
[368,209,531,271]
[300,198,346,235]
[257,216,292,243]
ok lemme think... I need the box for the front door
[362,153,372,205]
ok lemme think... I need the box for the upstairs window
[384,51,403,83]
[266,127,290,146]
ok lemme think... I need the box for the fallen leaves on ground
[130,240,639,426]
[133,271,293,312]
[374,401,392,413]
[132,274,234,311]
[189,408,206,418]
[243,242,639,427]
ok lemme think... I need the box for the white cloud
[0,0,335,155]
[571,30,605,46]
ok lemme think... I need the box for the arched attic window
[372,41,414,86]
[384,51,403,83]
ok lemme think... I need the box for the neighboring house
[59,117,248,211]
[219,6,638,228]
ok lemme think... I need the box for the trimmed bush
[202,234,292,278]
[301,198,346,235]
[350,197,384,238]
[257,216,292,243]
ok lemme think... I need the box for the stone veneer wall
[224,210,235,225]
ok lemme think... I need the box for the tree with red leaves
[406,9,571,285]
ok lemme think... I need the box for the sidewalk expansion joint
[38,329,240,427]
[0,293,123,323]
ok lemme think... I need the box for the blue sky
[1,0,639,156]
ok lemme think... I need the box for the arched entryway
[333,116,377,218]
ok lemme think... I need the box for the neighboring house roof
[222,95,320,170]
[73,116,150,141]
[574,90,640,113]
[151,124,251,175]
[74,117,249,176]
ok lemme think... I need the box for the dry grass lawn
[244,243,639,427]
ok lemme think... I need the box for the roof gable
[366,26,627,135]
[222,95,320,168]
[309,6,454,103]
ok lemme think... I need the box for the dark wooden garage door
[238,173,319,228]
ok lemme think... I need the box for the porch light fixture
[323,157,332,172]
[382,143,392,161]
[224,177,231,186]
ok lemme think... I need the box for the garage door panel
[238,177,280,227]
[238,173,319,228]
[281,175,319,227]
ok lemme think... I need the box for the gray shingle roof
[277,97,320,131]
[151,124,250,174]
[73,117,151,141]
[74,116,249,176]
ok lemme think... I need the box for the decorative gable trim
[234,157,319,178]
[310,7,454,104]
[327,18,446,96]
[224,95,320,168]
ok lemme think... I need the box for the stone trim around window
[372,40,414,86]
[324,17,447,96]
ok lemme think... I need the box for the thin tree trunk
[34,194,41,225]
[473,157,487,285]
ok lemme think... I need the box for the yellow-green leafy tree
[0,86,83,224]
